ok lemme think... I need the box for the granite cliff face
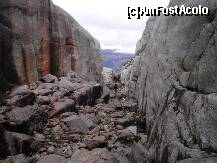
[122,0,217,162]
[0,0,102,92]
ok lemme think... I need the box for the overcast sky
[52,0,169,53]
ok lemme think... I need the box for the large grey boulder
[84,136,108,150]
[61,114,95,134]
[57,73,102,105]
[50,99,75,118]
[6,105,48,133]
[6,86,36,107]
[0,154,34,163]
[37,154,68,163]
[123,0,217,162]
[70,148,129,163]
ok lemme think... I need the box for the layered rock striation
[0,0,102,92]
[122,0,217,162]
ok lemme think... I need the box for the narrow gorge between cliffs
[1,0,217,163]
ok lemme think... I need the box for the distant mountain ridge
[101,49,134,72]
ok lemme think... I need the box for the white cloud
[52,0,169,53]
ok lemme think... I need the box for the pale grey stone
[121,0,217,162]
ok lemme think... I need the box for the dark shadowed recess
[0,1,20,93]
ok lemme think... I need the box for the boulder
[121,101,138,112]
[110,99,122,110]
[50,99,75,118]
[36,83,58,90]
[62,134,81,143]
[6,86,36,107]
[40,74,57,83]
[0,154,34,163]
[34,133,46,142]
[73,85,100,106]
[71,148,128,163]
[6,105,48,133]
[115,132,136,144]
[59,79,82,92]
[111,111,125,118]
[55,146,73,158]
[37,154,67,163]
[84,136,107,150]
[52,125,64,135]
[62,115,95,134]
[34,89,53,96]
[36,96,50,105]
[79,114,96,129]
[47,146,55,154]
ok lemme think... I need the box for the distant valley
[101,49,134,72]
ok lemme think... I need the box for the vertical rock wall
[0,0,102,92]
[122,0,217,162]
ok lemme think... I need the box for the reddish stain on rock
[0,0,102,93]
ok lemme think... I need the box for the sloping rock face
[0,0,102,92]
[122,0,217,162]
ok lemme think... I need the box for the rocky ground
[0,72,147,163]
